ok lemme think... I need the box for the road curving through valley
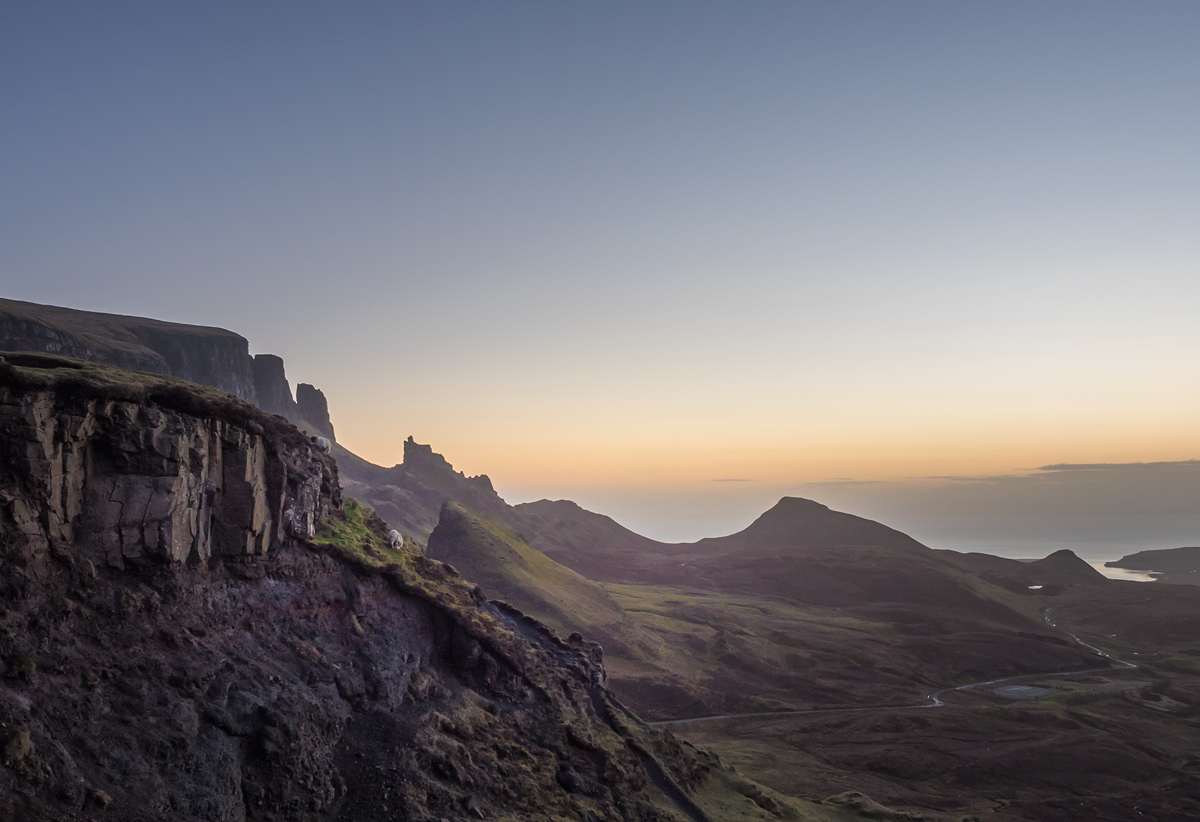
[650,606,1137,726]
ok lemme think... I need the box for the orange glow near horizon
[333,395,1200,492]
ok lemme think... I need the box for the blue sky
[3,2,1198,551]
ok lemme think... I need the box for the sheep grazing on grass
[388,530,404,549]
[312,436,332,453]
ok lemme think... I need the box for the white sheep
[313,436,332,453]
[388,529,404,549]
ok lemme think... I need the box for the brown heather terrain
[677,579,1200,821]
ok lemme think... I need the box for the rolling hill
[419,489,1112,723]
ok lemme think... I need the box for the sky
[3,2,1198,555]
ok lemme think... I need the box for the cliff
[250,354,301,419]
[0,299,260,402]
[0,353,813,822]
[0,299,336,442]
[296,384,335,441]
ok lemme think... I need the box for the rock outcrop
[0,353,801,822]
[296,383,335,441]
[338,437,513,542]
[250,353,300,420]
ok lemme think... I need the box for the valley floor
[673,591,1200,822]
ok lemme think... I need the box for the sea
[880,513,1200,581]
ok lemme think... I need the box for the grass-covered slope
[313,497,413,566]
[425,503,643,646]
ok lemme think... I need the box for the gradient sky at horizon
[3,2,1198,551]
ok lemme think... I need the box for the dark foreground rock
[0,353,823,822]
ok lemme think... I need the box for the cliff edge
[0,298,336,442]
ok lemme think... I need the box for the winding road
[649,607,1137,727]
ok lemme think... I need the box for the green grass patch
[312,498,410,567]
[431,503,632,636]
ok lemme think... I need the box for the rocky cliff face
[0,299,337,442]
[0,367,335,586]
[250,354,300,420]
[0,299,260,402]
[296,384,335,441]
[0,350,336,568]
[0,303,110,367]
[0,353,800,822]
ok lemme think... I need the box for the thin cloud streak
[1038,460,1200,471]
[797,459,1200,560]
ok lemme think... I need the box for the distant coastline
[1103,546,1200,586]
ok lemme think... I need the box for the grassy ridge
[426,503,662,653]
[312,497,411,566]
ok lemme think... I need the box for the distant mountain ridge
[511,498,670,578]
[692,496,929,554]
[0,297,259,398]
[1023,549,1109,585]
[418,487,1111,721]
[938,547,1109,594]
[338,436,513,540]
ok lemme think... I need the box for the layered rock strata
[0,353,336,590]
